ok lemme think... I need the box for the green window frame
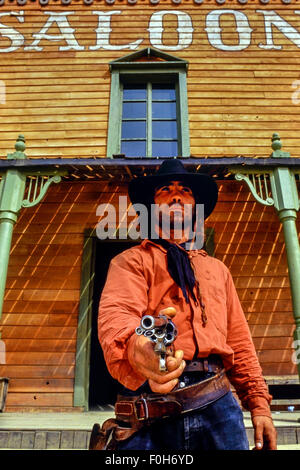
[107,48,190,159]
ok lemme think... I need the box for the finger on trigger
[174,350,184,360]
[159,307,177,318]
[166,357,179,371]
[166,357,185,374]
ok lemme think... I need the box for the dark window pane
[152,84,176,101]
[152,102,176,119]
[121,140,146,157]
[123,85,147,100]
[123,102,146,119]
[122,121,146,139]
[152,121,177,139]
[152,141,178,157]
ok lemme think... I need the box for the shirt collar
[141,239,208,257]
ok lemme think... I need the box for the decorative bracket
[232,133,300,208]
[22,174,62,208]
[1,135,66,211]
[235,172,274,207]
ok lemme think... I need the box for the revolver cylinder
[135,313,178,371]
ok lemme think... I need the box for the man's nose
[171,191,182,203]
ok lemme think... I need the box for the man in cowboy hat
[96,159,277,451]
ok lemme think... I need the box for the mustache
[168,202,184,209]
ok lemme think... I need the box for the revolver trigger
[159,354,167,372]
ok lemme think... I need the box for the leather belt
[184,355,223,373]
[115,369,230,427]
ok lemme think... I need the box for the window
[107,48,190,158]
[121,81,179,158]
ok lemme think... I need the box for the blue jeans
[117,374,249,451]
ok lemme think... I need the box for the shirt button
[179,381,186,388]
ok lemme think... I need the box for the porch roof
[1,156,300,182]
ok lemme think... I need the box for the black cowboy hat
[128,159,218,219]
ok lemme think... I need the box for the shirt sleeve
[98,248,148,390]
[224,268,273,418]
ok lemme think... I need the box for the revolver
[135,308,177,372]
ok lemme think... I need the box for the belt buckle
[135,397,149,421]
[115,401,135,417]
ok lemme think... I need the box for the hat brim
[128,172,218,219]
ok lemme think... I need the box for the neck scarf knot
[150,238,196,304]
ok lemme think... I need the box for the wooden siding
[0,180,114,410]
[0,1,300,157]
[0,179,298,410]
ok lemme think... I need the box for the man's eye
[182,187,192,193]
[160,186,170,192]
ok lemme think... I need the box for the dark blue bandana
[151,238,196,304]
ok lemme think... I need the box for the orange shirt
[98,240,272,418]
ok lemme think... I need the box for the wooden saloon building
[0,0,299,414]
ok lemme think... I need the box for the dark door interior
[88,240,138,410]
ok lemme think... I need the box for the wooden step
[0,411,299,449]
[0,429,90,450]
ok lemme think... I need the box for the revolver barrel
[135,313,178,371]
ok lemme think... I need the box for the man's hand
[127,333,185,394]
[252,416,277,450]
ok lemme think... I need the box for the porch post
[269,135,300,378]
[231,133,300,380]
[0,136,27,322]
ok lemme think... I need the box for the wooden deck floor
[0,411,299,450]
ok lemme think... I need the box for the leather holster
[89,369,230,450]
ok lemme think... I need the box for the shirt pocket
[205,286,228,338]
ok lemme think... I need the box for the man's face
[153,180,195,234]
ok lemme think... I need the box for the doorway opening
[88,240,138,411]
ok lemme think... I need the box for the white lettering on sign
[0,10,25,53]
[0,9,300,53]
[90,11,143,50]
[24,11,85,51]
[148,10,194,50]
[205,10,252,51]
[257,10,300,50]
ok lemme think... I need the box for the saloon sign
[1,9,300,53]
